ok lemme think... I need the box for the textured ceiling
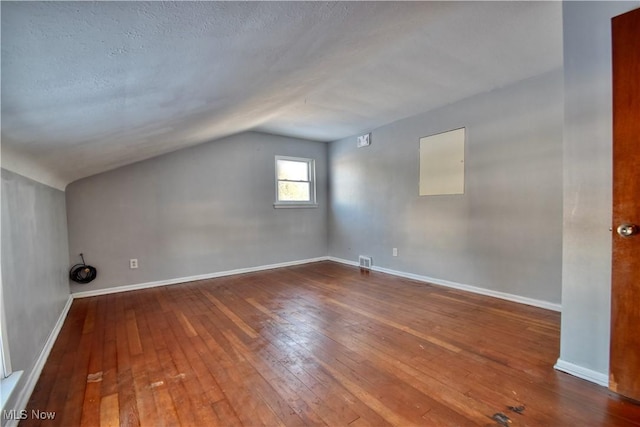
[1,1,562,189]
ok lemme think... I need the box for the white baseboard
[73,256,561,312]
[328,257,360,267]
[554,358,609,386]
[327,256,562,312]
[6,295,73,427]
[72,257,330,299]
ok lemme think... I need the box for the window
[274,156,317,208]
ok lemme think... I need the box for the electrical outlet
[393,248,398,257]
[130,258,138,269]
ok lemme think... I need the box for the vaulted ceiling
[1,1,562,189]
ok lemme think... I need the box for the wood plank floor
[22,261,640,426]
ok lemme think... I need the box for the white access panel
[419,127,465,196]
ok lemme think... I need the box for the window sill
[1,370,23,410]
[273,203,318,209]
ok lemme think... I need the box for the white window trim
[1,267,11,380]
[274,155,318,208]
[1,266,23,411]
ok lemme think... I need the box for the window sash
[277,159,309,181]
[277,181,311,202]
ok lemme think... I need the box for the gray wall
[66,132,328,293]
[328,69,563,304]
[560,1,640,377]
[1,169,70,412]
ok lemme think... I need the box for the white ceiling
[1,1,562,189]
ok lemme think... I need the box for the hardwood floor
[22,261,640,426]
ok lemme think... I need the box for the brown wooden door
[610,7,640,402]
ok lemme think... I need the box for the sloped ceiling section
[1,1,562,189]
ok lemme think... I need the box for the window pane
[277,160,308,181]
[278,181,310,201]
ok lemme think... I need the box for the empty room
[2,1,640,426]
